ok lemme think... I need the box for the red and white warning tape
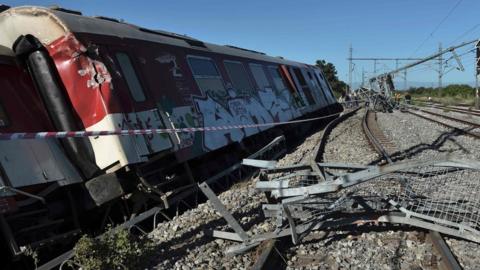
[0,111,348,141]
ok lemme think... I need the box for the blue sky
[4,0,480,88]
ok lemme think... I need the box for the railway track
[362,108,462,270]
[250,107,361,270]
[362,110,396,163]
[418,101,480,114]
[229,107,474,270]
[425,104,480,117]
[252,107,465,270]
[406,105,480,139]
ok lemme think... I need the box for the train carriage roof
[0,6,311,68]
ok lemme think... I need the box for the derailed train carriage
[0,5,341,264]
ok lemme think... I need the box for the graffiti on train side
[189,86,300,151]
[117,110,172,153]
[170,106,200,148]
[258,87,299,122]
[111,87,300,153]
[151,51,301,152]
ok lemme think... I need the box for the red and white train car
[0,5,341,263]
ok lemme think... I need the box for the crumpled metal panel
[46,33,113,128]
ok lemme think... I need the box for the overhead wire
[407,49,472,75]
[398,44,474,76]
[389,44,474,88]
[448,24,480,46]
[409,0,463,57]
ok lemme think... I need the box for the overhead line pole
[438,42,443,90]
[362,68,365,87]
[348,44,353,93]
[475,40,480,109]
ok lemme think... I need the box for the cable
[409,0,463,57]
[449,24,480,46]
[408,62,437,74]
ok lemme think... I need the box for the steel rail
[250,239,286,270]
[406,110,480,139]
[416,100,480,112]
[424,104,480,117]
[361,109,394,163]
[363,108,462,270]
[411,106,480,128]
[313,107,361,163]
[428,231,462,270]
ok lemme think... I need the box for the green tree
[315,59,349,97]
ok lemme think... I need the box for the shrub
[406,84,475,105]
[70,227,156,270]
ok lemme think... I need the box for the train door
[108,48,174,156]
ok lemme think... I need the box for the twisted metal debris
[199,157,480,255]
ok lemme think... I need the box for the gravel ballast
[147,108,480,270]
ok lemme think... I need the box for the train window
[224,61,253,95]
[187,56,227,96]
[309,69,330,103]
[115,52,146,102]
[306,71,317,87]
[268,66,288,91]
[188,57,219,77]
[312,70,323,88]
[0,102,9,127]
[293,68,307,86]
[315,71,332,94]
[306,72,312,80]
[249,64,270,90]
[318,71,325,81]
